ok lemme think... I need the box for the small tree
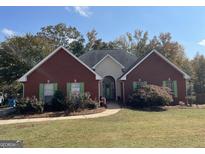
[47,90,66,111]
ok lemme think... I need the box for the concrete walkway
[0,103,121,125]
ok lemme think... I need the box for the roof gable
[18,46,102,82]
[92,54,125,69]
[79,49,137,71]
[120,49,190,80]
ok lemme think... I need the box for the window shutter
[53,83,58,92]
[80,82,84,95]
[173,80,178,97]
[133,82,137,91]
[162,81,167,87]
[67,83,71,98]
[39,83,44,101]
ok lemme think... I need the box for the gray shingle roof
[79,50,137,71]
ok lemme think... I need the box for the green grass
[1,108,205,147]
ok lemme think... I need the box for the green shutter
[133,82,144,91]
[39,83,44,101]
[80,82,84,95]
[133,82,137,91]
[53,83,58,92]
[173,80,178,97]
[67,83,71,98]
[162,81,167,87]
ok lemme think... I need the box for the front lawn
[0,108,205,147]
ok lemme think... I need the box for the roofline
[18,46,102,82]
[92,54,125,69]
[120,49,191,80]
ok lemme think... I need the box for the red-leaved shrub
[127,84,173,108]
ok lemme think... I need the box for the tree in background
[37,23,85,56]
[113,30,148,56]
[85,29,98,51]
[191,53,205,94]
[0,48,28,85]
[85,29,115,51]
[113,30,191,75]
[1,34,55,69]
[0,34,56,95]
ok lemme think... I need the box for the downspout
[122,81,125,104]
[98,80,101,101]
[115,79,117,101]
[22,83,25,98]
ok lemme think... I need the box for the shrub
[187,95,196,105]
[66,92,98,112]
[45,90,67,111]
[127,84,173,108]
[81,92,97,109]
[66,95,84,112]
[16,97,44,114]
[84,99,97,110]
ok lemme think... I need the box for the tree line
[0,23,205,98]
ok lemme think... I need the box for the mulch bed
[0,107,106,120]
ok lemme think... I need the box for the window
[133,81,147,91]
[67,82,84,97]
[39,83,57,101]
[71,83,81,96]
[44,84,54,96]
[163,80,178,97]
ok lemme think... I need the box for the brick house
[18,46,190,104]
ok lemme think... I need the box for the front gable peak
[92,54,125,69]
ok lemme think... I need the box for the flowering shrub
[127,84,173,108]
[16,91,98,114]
[66,92,98,112]
[16,97,44,114]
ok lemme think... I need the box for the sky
[0,6,205,59]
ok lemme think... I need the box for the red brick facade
[23,48,99,100]
[123,52,187,103]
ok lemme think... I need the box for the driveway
[0,107,15,116]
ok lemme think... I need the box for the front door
[102,76,116,100]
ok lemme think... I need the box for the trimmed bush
[45,90,67,111]
[127,84,173,108]
[16,98,44,114]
